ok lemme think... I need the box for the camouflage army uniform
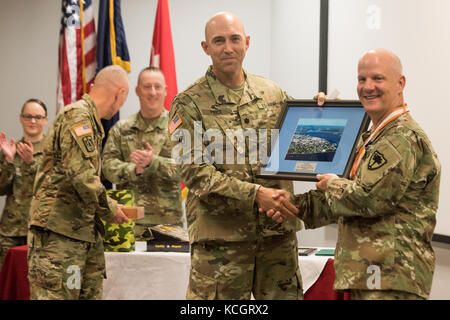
[28,94,118,300]
[169,66,303,300]
[102,109,183,239]
[0,139,42,269]
[295,112,441,299]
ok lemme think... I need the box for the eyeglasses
[21,114,47,121]
[141,84,165,91]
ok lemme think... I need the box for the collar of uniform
[82,94,104,137]
[133,109,168,132]
[367,111,409,144]
[205,65,260,106]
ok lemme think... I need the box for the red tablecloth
[304,258,351,300]
[0,245,349,300]
[0,245,29,300]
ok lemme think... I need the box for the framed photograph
[257,99,370,181]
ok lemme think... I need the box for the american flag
[56,0,97,113]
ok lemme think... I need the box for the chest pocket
[358,141,402,190]
[256,101,283,129]
[145,130,165,155]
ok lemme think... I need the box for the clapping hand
[0,132,16,163]
[17,141,34,164]
[131,142,153,174]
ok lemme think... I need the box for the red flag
[150,0,186,197]
[56,0,97,113]
[150,0,178,111]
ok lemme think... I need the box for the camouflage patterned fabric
[102,109,183,228]
[187,233,302,300]
[169,66,302,300]
[0,138,43,237]
[29,94,117,243]
[295,112,441,299]
[27,227,105,300]
[350,289,424,300]
[169,66,302,243]
[102,190,136,252]
[0,139,42,268]
[28,94,117,299]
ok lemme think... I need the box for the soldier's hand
[17,141,34,164]
[0,132,16,163]
[265,190,299,223]
[316,173,339,191]
[266,208,283,224]
[255,186,298,222]
[131,143,153,174]
[111,205,130,224]
[313,92,327,106]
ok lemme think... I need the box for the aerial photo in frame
[285,118,347,162]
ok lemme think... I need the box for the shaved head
[359,48,403,77]
[94,65,129,92]
[90,65,129,119]
[204,12,246,42]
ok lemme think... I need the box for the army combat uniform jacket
[295,112,441,298]
[29,94,117,243]
[0,139,43,237]
[169,66,302,244]
[102,109,183,226]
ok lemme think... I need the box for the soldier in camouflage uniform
[102,67,183,240]
[27,66,130,300]
[268,49,441,300]
[168,12,303,300]
[0,99,48,270]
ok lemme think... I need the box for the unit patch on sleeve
[82,135,95,153]
[70,122,96,157]
[368,150,387,170]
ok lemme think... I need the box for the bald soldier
[27,65,130,300]
[102,67,183,239]
[168,12,307,300]
[0,99,48,270]
[269,49,441,300]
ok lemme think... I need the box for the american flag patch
[74,123,93,136]
[168,113,182,134]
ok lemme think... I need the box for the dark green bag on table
[102,190,136,252]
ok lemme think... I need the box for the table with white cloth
[102,247,345,300]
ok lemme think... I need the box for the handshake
[255,173,338,223]
[254,185,298,224]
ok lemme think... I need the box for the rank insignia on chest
[368,150,387,170]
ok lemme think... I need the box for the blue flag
[97,0,131,72]
[96,0,131,188]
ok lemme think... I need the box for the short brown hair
[137,66,165,85]
[21,98,47,116]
